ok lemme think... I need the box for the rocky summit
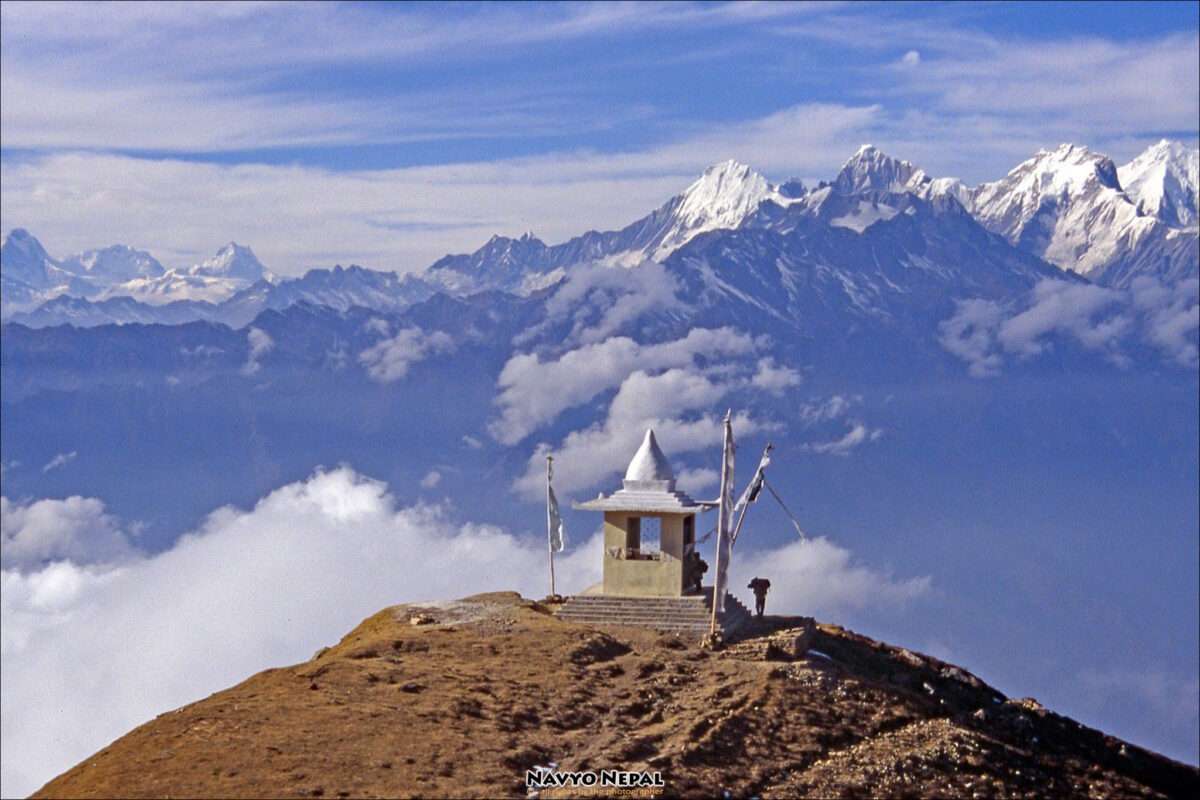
[33,593,1199,799]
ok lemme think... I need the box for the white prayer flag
[730,447,771,547]
[547,462,565,553]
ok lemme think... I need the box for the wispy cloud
[40,451,77,474]
[0,100,877,275]
[802,423,884,457]
[0,2,828,154]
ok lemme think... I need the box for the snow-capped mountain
[427,160,795,294]
[104,244,271,306]
[966,144,1157,277]
[665,184,1065,346]
[1,228,58,289]
[6,140,1198,328]
[1,237,277,315]
[59,245,165,284]
[0,229,94,315]
[255,264,433,312]
[212,264,436,328]
[650,159,783,259]
[957,142,1199,287]
[6,263,439,329]
[1119,139,1199,229]
[103,270,250,306]
[190,242,270,283]
[832,145,931,196]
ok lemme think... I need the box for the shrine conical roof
[624,429,674,483]
[576,428,706,513]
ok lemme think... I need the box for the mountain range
[3,140,1196,330]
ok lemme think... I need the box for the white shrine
[555,429,752,635]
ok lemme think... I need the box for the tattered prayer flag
[547,460,565,553]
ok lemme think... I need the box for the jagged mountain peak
[1,228,57,290]
[682,159,771,206]
[2,228,51,263]
[652,159,775,258]
[1013,143,1121,194]
[967,143,1167,281]
[1119,139,1199,228]
[4,227,39,245]
[190,242,268,283]
[834,144,929,195]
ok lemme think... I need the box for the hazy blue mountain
[1,228,58,289]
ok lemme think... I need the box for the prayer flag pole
[708,411,734,640]
[546,455,557,599]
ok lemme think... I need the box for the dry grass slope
[34,592,1199,799]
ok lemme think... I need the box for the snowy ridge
[652,160,781,259]
[1119,139,1200,229]
[60,245,165,283]
[101,271,250,306]
[964,142,1195,283]
[833,144,932,195]
[189,242,271,283]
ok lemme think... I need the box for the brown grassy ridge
[34,591,1199,799]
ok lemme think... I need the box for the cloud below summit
[1,466,932,797]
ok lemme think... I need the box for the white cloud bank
[939,278,1200,375]
[0,467,596,798]
[1,466,930,797]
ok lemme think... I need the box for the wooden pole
[546,455,556,599]
[709,411,732,639]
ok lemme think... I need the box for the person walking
[747,577,771,618]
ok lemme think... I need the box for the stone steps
[554,590,752,636]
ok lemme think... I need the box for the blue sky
[2,1,1198,272]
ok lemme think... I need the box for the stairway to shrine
[554,588,752,636]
